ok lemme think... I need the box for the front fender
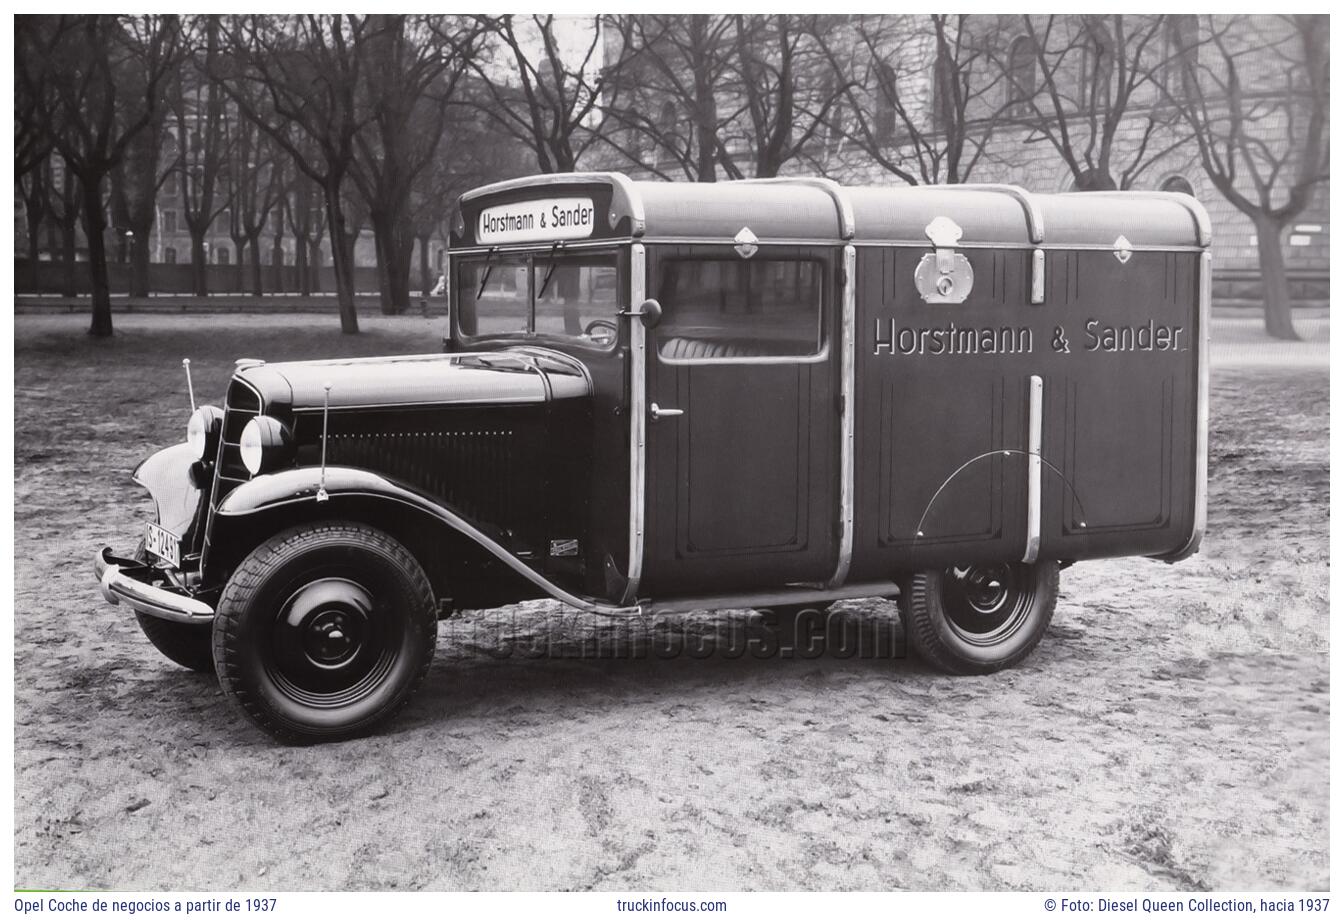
[214,467,636,616]
[132,442,200,536]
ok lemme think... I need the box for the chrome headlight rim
[240,415,294,476]
[186,405,225,461]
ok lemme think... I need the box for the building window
[1160,175,1195,196]
[164,247,177,264]
[875,62,897,140]
[216,246,230,265]
[161,210,177,233]
[1006,36,1037,117]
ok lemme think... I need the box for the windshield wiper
[535,241,564,301]
[475,246,499,300]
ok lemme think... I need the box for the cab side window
[657,258,823,360]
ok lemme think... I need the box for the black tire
[135,612,214,672]
[212,522,437,744]
[898,560,1058,675]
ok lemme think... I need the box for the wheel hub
[943,563,1031,641]
[271,577,383,695]
[304,609,360,666]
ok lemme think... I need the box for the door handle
[649,402,684,420]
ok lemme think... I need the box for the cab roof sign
[478,197,596,245]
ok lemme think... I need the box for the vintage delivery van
[94,173,1209,742]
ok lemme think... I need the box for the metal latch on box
[914,216,975,304]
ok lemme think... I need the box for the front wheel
[212,522,438,744]
[898,560,1058,675]
[135,612,214,672]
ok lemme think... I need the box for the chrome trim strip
[828,243,857,589]
[640,236,846,248]
[459,171,647,238]
[1069,191,1213,247]
[622,242,648,605]
[851,240,1205,253]
[1031,248,1045,304]
[447,239,634,257]
[734,177,856,239]
[1157,250,1210,562]
[1023,375,1043,565]
[935,183,1045,244]
[94,549,214,623]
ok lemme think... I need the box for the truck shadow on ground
[98,606,1089,745]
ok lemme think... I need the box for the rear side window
[656,258,824,360]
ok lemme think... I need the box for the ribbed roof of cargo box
[457,173,1211,251]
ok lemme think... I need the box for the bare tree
[999,15,1190,191]
[175,15,231,298]
[812,15,1006,185]
[284,168,327,296]
[350,14,483,313]
[117,18,180,299]
[223,108,286,296]
[216,15,376,333]
[48,157,82,294]
[17,15,180,336]
[598,15,739,181]
[469,15,611,174]
[1164,15,1328,339]
[17,161,49,264]
[724,15,849,179]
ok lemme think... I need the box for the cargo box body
[846,188,1209,577]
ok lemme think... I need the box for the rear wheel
[899,561,1058,674]
[212,522,437,744]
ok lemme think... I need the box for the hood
[233,350,590,412]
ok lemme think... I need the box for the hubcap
[942,563,1034,643]
[268,577,395,704]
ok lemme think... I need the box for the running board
[631,580,902,616]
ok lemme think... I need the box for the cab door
[640,245,839,596]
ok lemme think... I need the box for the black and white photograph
[7,10,1332,907]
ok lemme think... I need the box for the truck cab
[95,173,1210,743]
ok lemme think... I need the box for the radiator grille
[202,378,262,561]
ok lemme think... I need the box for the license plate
[144,522,181,568]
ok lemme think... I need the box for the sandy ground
[12,312,1329,891]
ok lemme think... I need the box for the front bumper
[94,547,215,624]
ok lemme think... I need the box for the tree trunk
[248,235,264,297]
[307,239,322,294]
[323,179,359,334]
[374,218,396,315]
[25,209,41,264]
[1254,215,1298,340]
[295,237,310,296]
[190,232,208,297]
[271,234,284,293]
[60,219,77,296]
[80,175,113,337]
[418,234,431,296]
[130,234,152,298]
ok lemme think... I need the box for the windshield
[456,249,621,348]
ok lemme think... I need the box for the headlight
[239,416,294,476]
[186,405,224,460]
